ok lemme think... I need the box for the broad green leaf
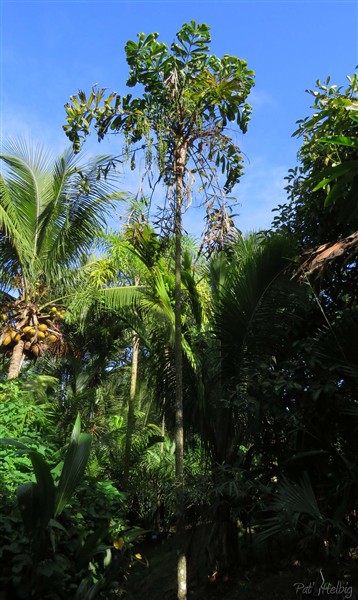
[76,522,109,566]
[319,135,358,148]
[16,482,41,532]
[55,414,92,516]
[312,160,358,191]
[27,450,56,528]
[323,174,353,207]
[312,177,334,191]
[0,438,29,450]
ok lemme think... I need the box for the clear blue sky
[1,0,357,236]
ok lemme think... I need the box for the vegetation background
[0,4,357,600]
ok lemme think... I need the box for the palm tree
[69,220,206,491]
[0,139,119,378]
[65,22,255,597]
[190,233,305,577]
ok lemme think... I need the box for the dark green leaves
[55,413,92,515]
[0,414,92,527]
[64,20,255,197]
[0,439,55,531]
[274,73,358,245]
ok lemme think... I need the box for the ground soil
[122,535,354,600]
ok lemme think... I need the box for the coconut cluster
[0,301,65,358]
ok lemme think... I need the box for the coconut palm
[0,139,119,378]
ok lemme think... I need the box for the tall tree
[273,74,358,282]
[64,20,254,598]
[0,140,118,378]
[267,75,358,567]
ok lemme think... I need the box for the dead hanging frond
[154,168,195,237]
[153,200,174,238]
[182,169,195,212]
[293,230,358,280]
[199,195,241,257]
[164,68,180,99]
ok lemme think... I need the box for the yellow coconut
[38,324,48,332]
[3,335,12,346]
[22,326,31,334]
[47,334,59,343]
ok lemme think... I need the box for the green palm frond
[41,158,122,276]
[0,175,27,258]
[181,249,203,328]
[213,233,298,379]
[1,140,54,256]
[206,250,230,304]
[277,473,322,520]
[313,312,358,381]
[0,140,122,290]
[256,473,323,544]
[64,282,142,332]
[0,139,125,376]
[98,284,144,313]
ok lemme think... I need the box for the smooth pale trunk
[174,141,187,600]
[8,340,25,379]
[123,331,140,487]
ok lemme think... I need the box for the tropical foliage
[0,20,357,600]
[0,140,119,378]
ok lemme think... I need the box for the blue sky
[1,0,357,237]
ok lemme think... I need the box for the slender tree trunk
[160,414,165,453]
[123,331,140,488]
[8,340,25,379]
[174,140,187,600]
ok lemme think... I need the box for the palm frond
[213,234,298,379]
[1,140,123,293]
[40,155,123,275]
[0,140,54,259]
[256,473,323,544]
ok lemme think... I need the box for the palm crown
[0,139,119,377]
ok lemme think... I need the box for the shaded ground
[123,535,357,600]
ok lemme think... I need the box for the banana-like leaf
[55,414,92,516]
[27,449,56,528]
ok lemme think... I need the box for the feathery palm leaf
[213,234,298,380]
[0,139,121,377]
